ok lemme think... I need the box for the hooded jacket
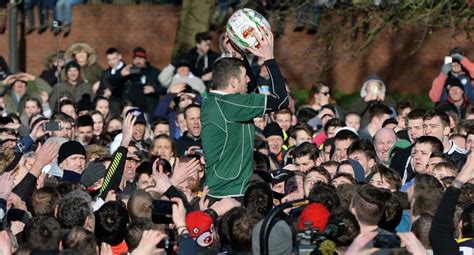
[65,42,103,85]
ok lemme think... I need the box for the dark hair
[134,162,153,182]
[450,47,465,56]
[274,108,292,117]
[151,117,170,130]
[334,130,359,143]
[93,95,109,106]
[25,216,61,251]
[64,227,97,255]
[423,110,450,127]
[296,107,318,124]
[459,183,474,209]
[308,81,330,105]
[289,123,313,139]
[370,165,402,191]
[308,182,340,212]
[414,136,444,154]
[414,174,444,198]
[292,142,319,160]
[57,195,93,229]
[76,114,93,128]
[330,208,360,248]
[151,134,177,159]
[59,99,76,110]
[322,160,340,169]
[324,118,345,133]
[195,31,212,43]
[396,99,414,115]
[126,218,153,252]
[51,112,73,124]
[335,183,357,209]
[347,139,377,161]
[25,97,43,114]
[30,187,60,216]
[460,204,474,237]
[378,189,403,232]
[429,151,450,161]
[305,166,332,184]
[412,214,433,249]
[368,103,392,122]
[212,58,246,90]
[243,182,273,220]
[254,151,270,173]
[183,103,200,119]
[95,201,130,245]
[106,47,119,55]
[412,192,442,217]
[227,208,259,252]
[406,108,427,121]
[351,184,388,226]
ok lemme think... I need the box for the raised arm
[246,27,288,112]
[98,113,136,200]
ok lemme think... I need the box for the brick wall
[1,5,473,95]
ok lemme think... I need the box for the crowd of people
[0,17,472,255]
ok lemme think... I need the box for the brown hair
[371,165,402,191]
[351,184,387,226]
[31,187,60,216]
[127,189,153,221]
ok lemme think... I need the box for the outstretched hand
[246,25,274,61]
[31,141,60,177]
[170,157,200,186]
[131,230,167,255]
[0,172,14,200]
[120,112,136,147]
[456,152,474,184]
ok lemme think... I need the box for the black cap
[126,108,146,125]
[58,141,86,164]
[263,122,284,139]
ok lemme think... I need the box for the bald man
[373,128,398,166]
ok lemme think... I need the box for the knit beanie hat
[445,76,464,91]
[58,141,86,164]
[186,211,215,247]
[263,122,284,139]
[65,61,81,73]
[298,203,330,231]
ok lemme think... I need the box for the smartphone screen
[152,200,176,216]
[444,56,453,65]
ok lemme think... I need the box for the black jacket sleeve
[163,185,191,211]
[243,55,258,93]
[12,173,37,203]
[263,59,289,112]
[99,146,128,200]
[429,186,461,255]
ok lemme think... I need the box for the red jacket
[429,57,474,102]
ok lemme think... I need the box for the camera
[295,221,345,254]
[374,234,401,249]
[129,66,141,75]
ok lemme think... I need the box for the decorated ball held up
[226,8,271,52]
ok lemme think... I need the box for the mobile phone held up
[43,121,61,131]
[444,56,453,65]
[151,200,177,224]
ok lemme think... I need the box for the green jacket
[49,80,93,109]
[0,77,52,115]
